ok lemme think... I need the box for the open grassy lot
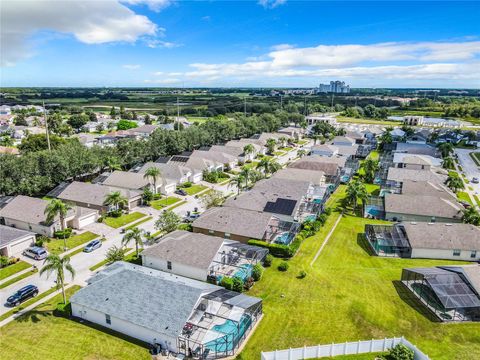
[103,212,146,228]
[1,286,150,360]
[337,116,399,126]
[184,184,208,195]
[0,261,31,281]
[124,217,153,231]
[45,231,99,255]
[240,186,480,360]
[150,196,181,210]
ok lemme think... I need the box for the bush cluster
[54,228,73,239]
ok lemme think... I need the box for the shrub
[182,181,192,188]
[298,270,307,279]
[97,216,104,223]
[244,277,254,290]
[248,239,294,258]
[177,223,193,231]
[142,189,154,203]
[108,209,122,218]
[232,277,243,292]
[278,261,289,272]
[220,276,234,290]
[54,228,73,239]
[388,344,414,360]
[251,264,264,281]
[323,207,332,216]
[0,256,8,268]
[264,254,273,267]
[55,302,72,317]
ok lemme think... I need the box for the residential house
[190,150,238,170]
[386,167,447,189]
[305,115,337,126]
[128,124,159,138]
[54,181,143,212]
[0,225,36,257]
[392,153,442,170]
[100,170,174,195]
[289,155,345,183]
[71,261,263,358]
[0,195,97,237]
[272,168,326,186]
[224,140,265,158]
[277,126,304,140]
[310,144,339,157]
[394,142,440,157]
[141,230,268,282]
[137,162,202,185]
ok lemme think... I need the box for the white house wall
[71,303,178,352]
[3,218,57,237]
[142,255,207,282]
[4,234,35,257]
[411,248,479,262]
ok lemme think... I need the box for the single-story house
[100,170,174,195]
[384,193,463,223]
[137,162,202,185]
[392,153,442,170]
[390,128,406,140]
[331,136,356,147]
[310,144,339,157]
[399,180,457,201]
[141,230,268,282]
[71,261,263,358]
[128,124,159,138]
[0,225,36,257]
[277,126,304,140]
[168,155,222,174]
[223,140,265,158]
[289,156,345,182]
[394,142,440,158]
[55,181,143,213]
[365,222,480,261]
[272,168,326,186]
[192,206,299,245]
[208,145,253,163]
[401,265,480,322]
[345,130,366,144]
[190,150,237,170]
[0,195,97,237]
[386,167,447,187]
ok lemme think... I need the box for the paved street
[455,148,480,198]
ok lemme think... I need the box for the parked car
[83,239,102,253]
[175,189,188,196]
[6,285,39,307]
[23,246,48,260]
[184,213,201,223]
[472,177,479,184]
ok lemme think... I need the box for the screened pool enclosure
[364,224,411,257]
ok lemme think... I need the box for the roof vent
[410,222,417,225]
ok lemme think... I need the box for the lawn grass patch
[457,191,473,205]
[337,116,399,126]
[168,200,187,210]
[124,216,153,231]
[239,185,479,360]
[45,231,99,255]
[470,152,480,166]
[474,195,480,207]
[150,196,181,210]
[367,150,380,161]
[0,268,38,290]
[0,261,31,281]
[280,147,294,152]
[103,212,146,228]
[184,184,208,195]
[1,286,150,360]
[273,151,286,156]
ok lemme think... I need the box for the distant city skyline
[1,1,480,88]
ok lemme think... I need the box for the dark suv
[6,285,39,307]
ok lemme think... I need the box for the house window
[471,250,477,258]
[167,261,172,270]
[430,217,436,223]
[453,249,461,256]
[105,314,111,324]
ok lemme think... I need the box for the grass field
[45,231,99,255]
[184,184,208,195]
[367,150,380,161]
[239,186,480,360]
[150,196,181,210]
[103,212,146,228]
[1,286,151,360]
[0,261,31,281]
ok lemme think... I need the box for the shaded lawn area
[45,231,99,255]
[1,286,150,360]
[184,184,208,195]
[150,196,181,210]
[0,261,31,281]
[103,212,146,228]
[240,186,480,360]
[457,191,473,205]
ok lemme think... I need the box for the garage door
[9,236,35,257]
[77,213,97,228]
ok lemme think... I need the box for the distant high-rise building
[318,81,350,93]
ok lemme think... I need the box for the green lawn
[0,261,31,281]
[315,353,387,359]
[457,191,473,205]
[274,151,286,156]
[150,196,181,210]
[45,231,99,255]
[89,248,133,271]
[103,212,146,228]
[0,286,58,322]
[280,147,294,152]
[367,150,380,161]
[470,152,480,166]
[0,268,38,290]
[1,286,150,360]
[124,217,153,231]
[337,116,399,126]
[184,184,208,195]
[240,186,480,360]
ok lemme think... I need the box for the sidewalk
[0,266,36,287]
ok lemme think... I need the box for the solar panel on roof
[170,155,189,163]
[264,198,297,216]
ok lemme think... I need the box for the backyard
[239,186,480,360]
[1,286,151,360]
[103,212,146,228]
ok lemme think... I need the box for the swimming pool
[234,264,253,281]
[204,315,252,353]
[274,231,292,245]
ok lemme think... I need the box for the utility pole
[176,96,180,131]
[244,96,247,116]
[43,100,51,151]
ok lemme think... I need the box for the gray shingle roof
[192,207,273,239]
[190,150,237,164]
[402,223,480,250]
[0,224,35,247]
[272,168,325,184]
[102,171,151,190]
[289,156,346,175]
[384,193,463,219]
[70,262,218,339]
[141,230,225,271]
[387,167,447,184]
[401,180,456,201]
[395,142,440,157]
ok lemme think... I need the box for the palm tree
[243,144,255,161]
[438,143,454,158]
[122,227,144,257]
[442,157,455,170]
[257,158,281,177]
[240,167,253,189]
[379,132,392,149]
[266,138,277,155]
[40,254,75,305]
[297,149,307,157]
[44,199,72,251]
[462,207,480,225]
[229,174,245,195]
[336,128,346,136]
[278,136,287,148]
[104,191,128,212]
[346,180,368,212]
[104,156,122,172]
[361,159,379,183]
[143,166,161,195]
[446,175,464,193]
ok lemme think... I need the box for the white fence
[261,336,429,360]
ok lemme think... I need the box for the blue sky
[2,0,480,88]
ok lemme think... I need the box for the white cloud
[258,0,287,9]
[0,0,169,66]
[153,71,164,75]
[146,39,182,48]
[122,0,172,12]
[123,64,141,69]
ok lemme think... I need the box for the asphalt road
[455,148,480,196]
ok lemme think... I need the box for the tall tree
[438,143,454,158]
[257,157,281,177]
[229,174,245,195]
[104,191,128,212]
[446,175,464,193]
[361,159,379,183]
[346,180,368,212]
[266,138,277,154]
[240,167,254,188]
[155,210,181,234]
[442,157,455,170]
[40,254,75,305]
[462,207,480,225]
[143,166,161,194]
[122,227,144,257]
[44,199,72,251]
[243,144,255,159]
